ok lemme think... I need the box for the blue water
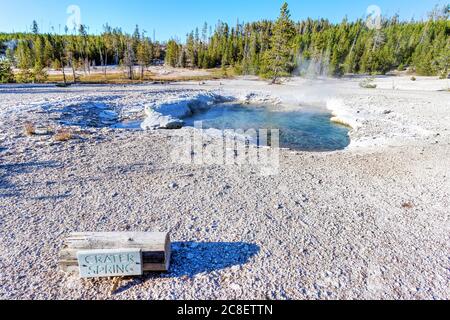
[184,103,350,151]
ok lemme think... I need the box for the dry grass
[151,74,227,82]
[359,78,377,89]
[24,122,36,136]
[53,129,74,142]
[47,72,136,84]
[45,68,234,85]
[402,202,414,209]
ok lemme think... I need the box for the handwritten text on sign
[77,249,143,278]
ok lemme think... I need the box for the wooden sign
[60,232,171,277]
[77,248,143,278]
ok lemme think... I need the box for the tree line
[0,23,163,83]
[165,3,449,80]
[0,2,449,84]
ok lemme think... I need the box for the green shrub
[0,59,14,83]
[15,69,33,83]
[32,66,48,83]
[233,63,244,76]
[359,77,377,89]
[15,67,48,83]
[439,72,448,80]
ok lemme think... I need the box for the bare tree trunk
[70,58,76,83]
[86,58,91,74]
[99,48,104,71]
[271,74,278,84]
[60,54,67,85]
[104,51,108,79]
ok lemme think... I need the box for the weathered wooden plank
[64,232,168,250]
[59,232,171,274]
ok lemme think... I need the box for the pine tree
[0,59,14,83]
[15,40,34,83]
[54,36,67,84]
[66,35,78,83]
[32,35,48,82]
[132,25,141,54]
[179,49,187,68]
[31,20,39,35]
[137,38,152,79]
[43,36,54,67]
[78,24,89,74]
[123,38,135,79]
[186,33,196,67]
[261,2,296,82]
[165,40,181,67]
[33,35,44,68]
[100,24,114,78]
[435,45,450,78]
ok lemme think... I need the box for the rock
[169,182,178,189]
[100,128,114,134]
[34,128,51,136]
[148,100,192,119]
[141,93,223,130]
[383,110,393,115]
[229,283,241,291]
[231,265,241,272]
[141,113,184,130]
[159,116,184,129]
[140,115,160,130]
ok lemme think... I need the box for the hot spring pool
[184,103,350,151]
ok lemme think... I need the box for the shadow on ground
[113,241,260,295]
[0,161,61,198]
[169,241,260,277]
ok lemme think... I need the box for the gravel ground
[0,76,449,300]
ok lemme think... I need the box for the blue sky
[0,0,447,40]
